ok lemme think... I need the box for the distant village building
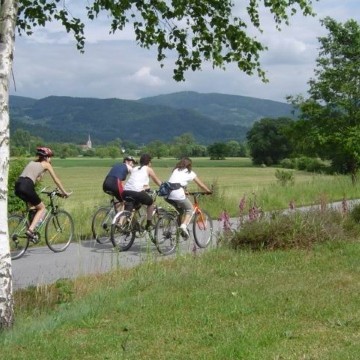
[80,134,92,151]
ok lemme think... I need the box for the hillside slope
[9,92,295,145]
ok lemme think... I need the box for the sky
[9,0,360,103]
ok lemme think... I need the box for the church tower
[86,134,92,149]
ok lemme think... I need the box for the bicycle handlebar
[40,187,72,198]
[187,191,212,196]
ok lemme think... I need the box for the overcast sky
[9,0,360,103]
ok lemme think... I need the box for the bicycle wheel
[154,214,178,255]
[8,214,29,260]
[193,210,213,248]
[45,210,74,252]
[110,211,136,251]
[91,206,113,244]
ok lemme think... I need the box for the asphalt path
[11,220,224,290]
[12,199,360,290]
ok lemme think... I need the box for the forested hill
[139,91,295,128]
[9,92,295,145]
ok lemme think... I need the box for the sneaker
[179,224,189,239]
[26,229,39,244]
[26,229,35,239]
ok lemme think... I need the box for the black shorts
[103,176,123,202]
[15,177,41,206]
[122,190,153,210]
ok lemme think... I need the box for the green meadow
[3,157,359,359]
[44,156,360,219]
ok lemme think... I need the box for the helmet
[36,147,54,157]
[123,156,138,164]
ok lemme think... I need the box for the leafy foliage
[288,17,360,181]
[8,158,30,213]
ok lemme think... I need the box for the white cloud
[128,67,166,87]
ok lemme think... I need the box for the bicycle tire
[45,210,74,252]
[8,214,29,260]
[193,210,213,248]
[154,214,178,255]
[91,206,114,244]
[110,211,136,251]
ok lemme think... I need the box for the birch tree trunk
[0,0,17,330]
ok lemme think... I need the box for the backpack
[158,182,181,198]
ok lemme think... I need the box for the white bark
[0,0,17,329]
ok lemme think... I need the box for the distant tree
[108,146,121,159]
[208,143,228,160]
[10,129,42,156]
[172,133,196,158]
[288,17,360,183]
[247,117,294,166]
[225,140,249,157]
[192,144,208,157]
[95,147,108,159]
[145,140,169,159]
[0,0,316,330]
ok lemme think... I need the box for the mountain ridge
[9,91,296,145]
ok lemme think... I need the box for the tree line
[10,130,247,160]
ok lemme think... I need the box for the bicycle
[154,191,213,255]
[91,195,121,244]
[8,188,74,260]
[110,189,164,252]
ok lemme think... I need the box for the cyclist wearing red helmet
[14,146,70,239]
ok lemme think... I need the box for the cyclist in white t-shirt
[123,153,162,229]
[166,157,212,238]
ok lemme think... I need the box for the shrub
[223,208,356,251]
[274,169,295,186]
[8,158,29,213]
[295,156,327,173]
[280,158,296,169]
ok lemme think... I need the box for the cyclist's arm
[194,177,212,193]
[148,167,162,187]
[43,163,70,197]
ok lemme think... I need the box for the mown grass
[2,241,360,359]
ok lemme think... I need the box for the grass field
[43,156,359,213]
[31,156,359,240]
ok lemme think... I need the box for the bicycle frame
[110,189,160,251]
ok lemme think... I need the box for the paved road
[11,221,224,290]
[12,199,360,290]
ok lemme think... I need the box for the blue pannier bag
[158,182,181,197]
